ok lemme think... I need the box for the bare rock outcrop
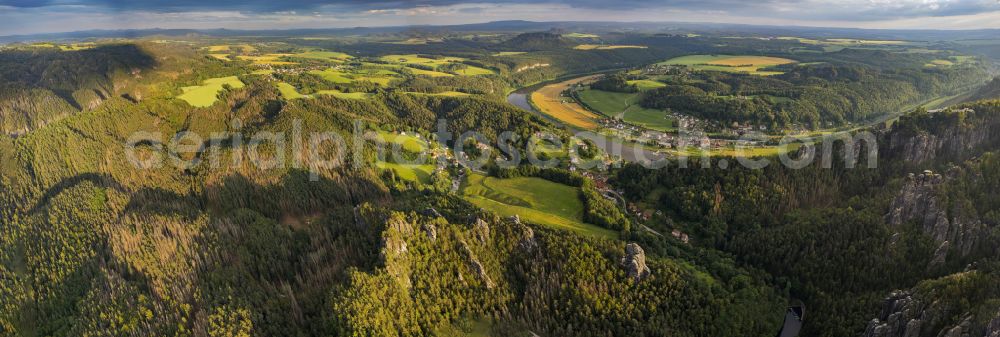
[458,240,494,289]
[380,216,415,288]
[887,117,994,165]
[864,285,1000,337]
[986,312,1000,337]
[621,243,651,282]
[472,218,491,244]
[886,171,985,266]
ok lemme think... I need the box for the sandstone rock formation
[621,243,651,282]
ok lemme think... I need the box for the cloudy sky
[2,0,1000,35]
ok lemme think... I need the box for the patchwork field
[574,44,647,50]
[658,55,796,75]
[530,75,602,129]
[308,68,353,83]
[177,76,245,107]
[381,54,465,66]
[925,56,975,68]
[58,43,96,51]
[309,67,400,85]
[577,89,674,132]
[237,54,298,65]
[290,51,353,62]
[460,173,616,239]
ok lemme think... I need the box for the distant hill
[499,32,574,51]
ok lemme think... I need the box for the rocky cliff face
[863,283,1000,337]
[885,111,999,165]
[886,172,986,266]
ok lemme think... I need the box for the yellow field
[207,44,256,53]
[380,54,465,66]
[530,75,602,129]
[574,44,647,50]
[237,54,297,65]
[58,43,96,51]
[659,55,797,75]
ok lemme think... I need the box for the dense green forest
[639,59,989,128]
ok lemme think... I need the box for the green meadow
[376,131,431,153]
[627,79,667,90]
[177,76,245,107]
[277,82,371,100]
[577,89,675,132]
[376,161,435,184]
[460,174,617,239]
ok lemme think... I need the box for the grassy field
[658,55,796,75]
[378,54,489,76]
[492,51,526,56]
[310,67,399,86]
[381,54,465,66]
[408,67,454,77]
[574,44,647,50]
[315,90,371,100]
[407,91,471,97]
[576,89,674,132]
[276,82,305,99]
[627,79,666,90]
[308,68,353,83]
[460,174,617,239]
[178,76,245,107]
[376,162,435,184]
[376,131,430,153]
[452,65,495,76]
[530,75,602,129]
[277,83,370,100]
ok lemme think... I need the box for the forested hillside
[1,28,999,337]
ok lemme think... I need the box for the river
[506,77,667,164]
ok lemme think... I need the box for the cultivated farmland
[658,55,796,75]
[530,75,602,129]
